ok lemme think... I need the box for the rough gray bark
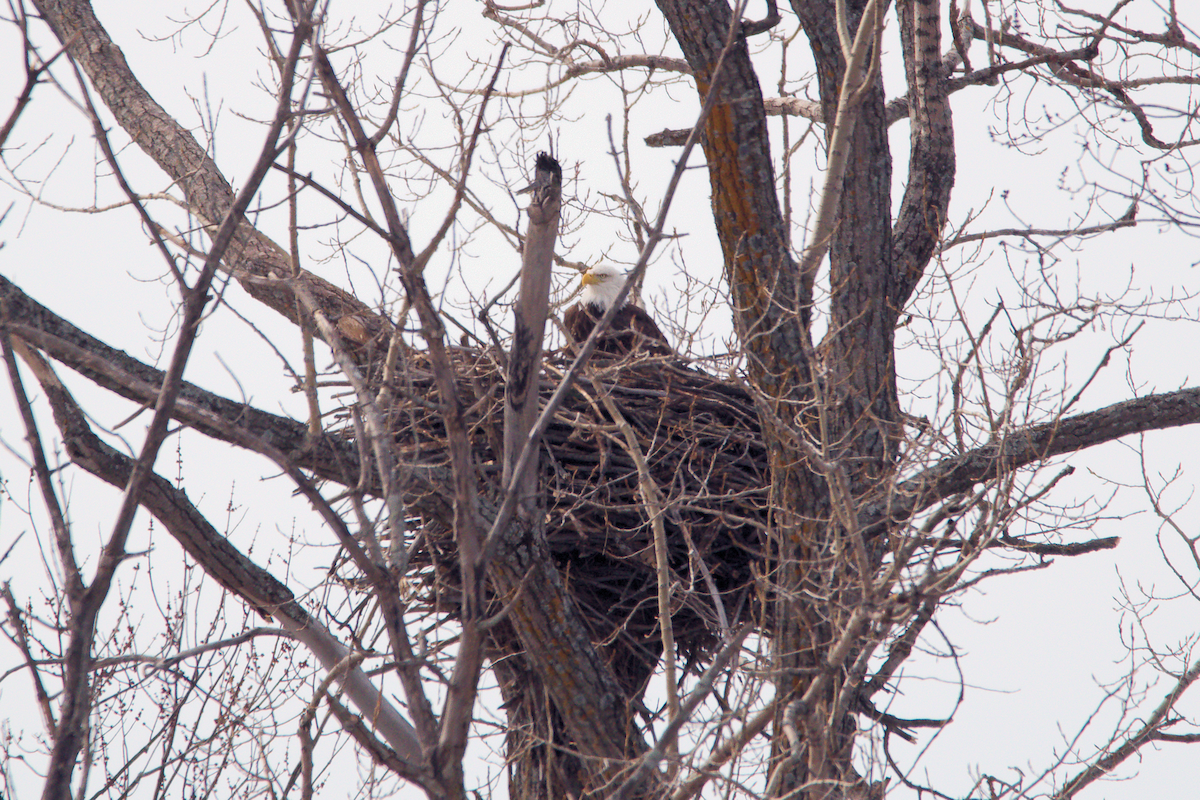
[657,0,954,796]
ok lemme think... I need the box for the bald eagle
[563,264,671,355]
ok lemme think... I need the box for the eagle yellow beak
[580,271,600,286]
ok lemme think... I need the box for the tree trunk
[655,0,955,796]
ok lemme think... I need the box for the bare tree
[2,1,1200,799]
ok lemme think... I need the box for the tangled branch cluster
[368,346,770,676]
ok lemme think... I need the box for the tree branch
[1053,657,1200,798]
[13,342,431,779]
[31,0,385,339]
[863,387,1200,536]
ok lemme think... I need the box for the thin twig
[596,379,680,770]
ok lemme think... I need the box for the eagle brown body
[564,265,671,355]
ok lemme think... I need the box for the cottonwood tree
[2,1,1200,799]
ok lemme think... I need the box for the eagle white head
[566,263,670,353]
[579,264,628,310]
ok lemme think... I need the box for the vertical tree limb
[503,152,562,524]
[795,0,885,292]
[892,0,957,310]
[656,0,814,395]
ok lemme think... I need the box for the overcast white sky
[2,1,1200,798]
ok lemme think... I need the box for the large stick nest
[374,346,770,680]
